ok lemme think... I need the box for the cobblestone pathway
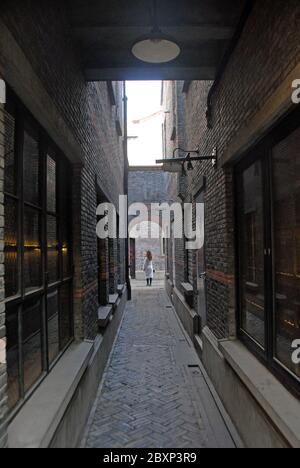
[82,283,236,448]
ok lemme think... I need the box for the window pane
[6,305,20,409]
[47,290,59,364]
[239,161,265,346]
[3,110,16,195]
[23,298,43,392]
[272,128,300,378]
[61,182,71,278]
[62,233,71,279]
[24,207,42,292]
[60,283,72,349]
[4,196,19,297]
[47,155,56,212]
[47,215,59,284]
[23,126,40,206]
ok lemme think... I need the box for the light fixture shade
[132,37,181,64]
[159,161,183,173]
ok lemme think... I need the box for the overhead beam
[71,21,236,29]
[84,66,216,82]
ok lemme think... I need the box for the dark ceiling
[67,0,250,81]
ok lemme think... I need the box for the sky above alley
[126,81,163,166]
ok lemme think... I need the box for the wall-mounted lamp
[156,147,218,173]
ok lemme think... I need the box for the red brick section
[99,238,110,306]
[207,270,235,286]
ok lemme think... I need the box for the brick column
[72,164,84,341]
[117,237,121,284]
[0,80,8,448]
[119,238,126,284]
[108,238,118,294]
[99,237,109,305]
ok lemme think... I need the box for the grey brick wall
[128,168,170,206]
[162,81,189,294]
[1,1,127,340]
[0,100,7,448]
[185,0,300,339]
[164,0,300,339]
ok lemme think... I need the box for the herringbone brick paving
[83,282,236,448]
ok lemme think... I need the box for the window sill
[117,284,125,296]
[219,339,300,448]
[98,305,113,329]
[8,340,94,448]
[109,294,119,305]
[181,282,194,296]
[109,294,120,311]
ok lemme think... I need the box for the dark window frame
[4,88,74,418]
[235,105,300,399]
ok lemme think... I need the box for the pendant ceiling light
[132,0,181,64]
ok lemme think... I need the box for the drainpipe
[123,81,132,300]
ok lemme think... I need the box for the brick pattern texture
[1,1,127,340]
[163,0,300,339]
[162,82,189,294]
[83,285,235,449]
[0,102,7,448]
[0,0,127,443]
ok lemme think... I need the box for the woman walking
[143,251,154,287]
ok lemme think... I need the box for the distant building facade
[128,167,170,279]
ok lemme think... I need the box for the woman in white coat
[143,251,154,287]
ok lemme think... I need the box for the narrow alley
[82,281,237,449]
[1,0,300,451]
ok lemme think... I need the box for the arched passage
[129,220,166,281]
